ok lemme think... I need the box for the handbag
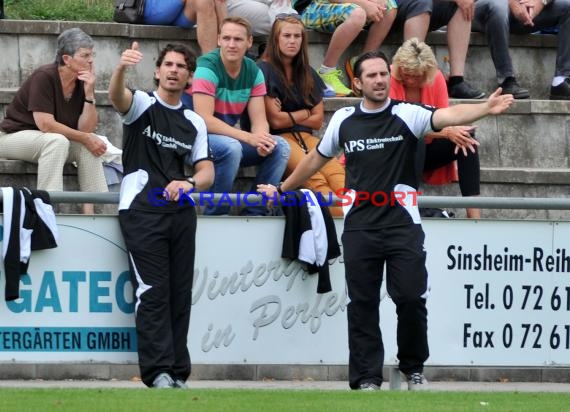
[113,0,146,24]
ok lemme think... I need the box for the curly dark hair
[153,43,197,87]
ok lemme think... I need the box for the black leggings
[418,138,481,197]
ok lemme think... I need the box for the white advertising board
[0,216,569,367]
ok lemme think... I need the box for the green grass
[4,0,114,22]
[1,389,570,412]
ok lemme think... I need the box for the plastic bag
[268,0,297,21]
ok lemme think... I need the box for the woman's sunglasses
[275,13,302,22]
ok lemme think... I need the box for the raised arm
[432,88,514,130]
[109,41,142,113]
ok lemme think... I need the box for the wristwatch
[186,177,196,187]
[84,98,96,105]
[542,0,553,6]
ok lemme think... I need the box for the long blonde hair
[391,38,438,85]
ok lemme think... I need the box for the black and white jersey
[118,91,210,212]
[317,98,436,231]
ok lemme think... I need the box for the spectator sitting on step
[390,38,481,218]
[226,0,298,38]
[347,0,484,99]
[192,17,290,216]
[143,0,227,53]
[472,0,570,100]
[0,27,107,214]
[258,13,346,216]
[298,0,398,97]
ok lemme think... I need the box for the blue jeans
[204,134,290,216]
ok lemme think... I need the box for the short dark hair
[353,50,391,79]
[154,44,197,86]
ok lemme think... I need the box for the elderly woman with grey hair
[0,27,107,214]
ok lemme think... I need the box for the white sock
[319,65,335,74]
[552,76,566,87]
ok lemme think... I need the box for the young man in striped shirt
[192,16,290,215]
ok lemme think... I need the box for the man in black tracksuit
[109,42,214,388]
[258,50,513,391]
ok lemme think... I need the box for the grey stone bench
[0,19,560,98]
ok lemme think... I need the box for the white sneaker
[405,372,428,391]
[152,372,174,388]
[358,382,381,391]
[173,379,188,389]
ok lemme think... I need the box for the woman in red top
[389,38,481,219]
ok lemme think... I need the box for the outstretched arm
[432,88,514,130]
[109,41,142,113]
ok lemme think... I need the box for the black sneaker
[404,372,429,391]
[448,81,485,99]
[499,77,530,99]
[550,78,570,100]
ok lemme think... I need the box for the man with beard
[109,42,214,388]
[258,50,513,391]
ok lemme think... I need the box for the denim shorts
[394,0,458,31]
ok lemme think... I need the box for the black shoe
[448,81,485,99]
[550,78,570,100]
[404,372,429,391]
[499,77,529,99]
[257,42,267,59]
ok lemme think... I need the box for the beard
[363,90,388,104]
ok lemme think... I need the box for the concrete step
[0,159,116,214]
[1,158,568,219]
[2,90,569,170]
[421,167,570,219]
[0,19,561,98]
[2,89,569,217]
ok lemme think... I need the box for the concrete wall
[0,20,563,98]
